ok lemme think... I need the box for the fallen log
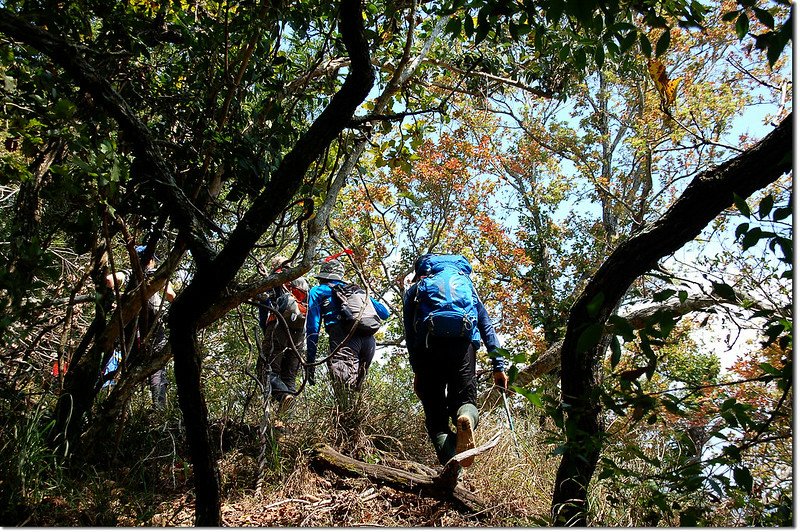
[310,431,503,513]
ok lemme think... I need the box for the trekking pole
[501,391,522,458]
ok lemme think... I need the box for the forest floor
[16,402,555,527]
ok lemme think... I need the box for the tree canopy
[0,0,792,526]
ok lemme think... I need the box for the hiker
[402,253,507,467]
[105,245,176,410]
[305,259,389,391]
[254,256,309,415]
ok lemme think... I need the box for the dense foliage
[0,0,792,526]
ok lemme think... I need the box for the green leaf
[653,289,676,302]
[735,222,750,239]
[711,282,737,302]
[576,322,604,354]
[655,30,670,56]
[766,33,783,66]
[609,315,635,342]
[640,337,657,367]
[610,335,621,368]
[575,47,587,70]
[53,98,77,119]
[507,365,519,383]
[464,14,474,37]
[741,227,763,250]
[656,312,677,338]
[723,444,742,461]
[444,16,462,36]
[586,291,605,318]
[618,31,637,53]
[475,18,490,44]
[594,45,605,68]
[772,204,791,221]
[759,362,781,376]
[597,467,614,480]
[721,10,741,22]
[546,2,564,24]
[733,466,753,493]
[679,509,700,527]
[511,385,543,408]
[774,236,792,261]
[732,193,751,217]
[753,7,775,29]
[662,398,683,414]
[757,194,774,219]
[735,13,750,39]
[678,290,688,304]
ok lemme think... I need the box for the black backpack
[331,283,383,335]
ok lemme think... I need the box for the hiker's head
[316,259,345,282]
[136,245,157,269]
[270,255,289,273]
[412,253,432,281]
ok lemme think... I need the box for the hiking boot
[276,394,295,417]
[455,415,475,467]
[455,403,479,467]
[432,431,457,466]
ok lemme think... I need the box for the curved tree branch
[551,113,792,525]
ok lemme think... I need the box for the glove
[493,370,508,391]
[307,366,316,386]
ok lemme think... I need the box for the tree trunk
[49,251,113,452]
[551,113,792,526]
[167,1,375,524]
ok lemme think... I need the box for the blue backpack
[414,254,478,338]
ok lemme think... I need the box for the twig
[261,498,315,511]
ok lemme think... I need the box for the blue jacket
[403,281,504,372]
[305,280,390,364]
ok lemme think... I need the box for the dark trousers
[413,337,477,441]
[127,320,170,409]
[149,368,167,408]
[326,323,376,390]
[259,320,305,401]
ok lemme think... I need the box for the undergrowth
[1,351,560,526]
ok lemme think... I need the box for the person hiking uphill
[305,259,389,392]
[402,253,507,468]
[105,245,176,410]
[254,256,309,415]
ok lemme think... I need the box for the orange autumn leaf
[647,58,679,108]
[665,78,680,106]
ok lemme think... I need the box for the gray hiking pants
[326,323,376,390]
[149,368,168,409]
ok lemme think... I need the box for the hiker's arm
[402,286,419,371]
[105,271,127,289]
[164,280,176,303]
[475,297,505,372]
[305,286,325,365]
